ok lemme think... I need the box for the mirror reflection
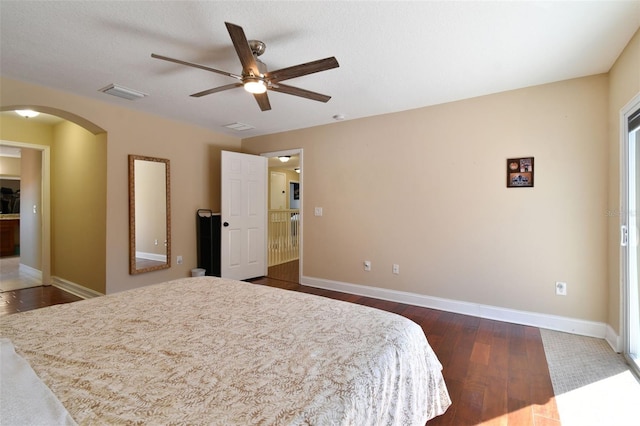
[129,155,171,274]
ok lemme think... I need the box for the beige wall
[51,121,107,293]
[0,156,22,177]
[244,74,609,323]
[0,115,54,147]
[1,76,241,294]
[608,29,640,333]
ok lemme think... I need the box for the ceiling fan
[151,22,339,112]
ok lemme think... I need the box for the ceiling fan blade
[265,57,339,83]
[225,22,260,76]
[253,92,271,111]
[151,53,240,79]
[269,83,331,103]
[190,83,243,98]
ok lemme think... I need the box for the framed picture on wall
[507,157,534,188]
[292,182,300,200]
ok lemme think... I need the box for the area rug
[540,328,640,426]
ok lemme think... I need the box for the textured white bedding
[0,338,77,425]
[0,277,450,425]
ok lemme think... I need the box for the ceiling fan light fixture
[151,22,338,112]
[278,156,291,163]
[243,79,267,94]
[15,109,40,118]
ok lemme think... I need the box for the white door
[221,151,267,280]
[270,172,286,209]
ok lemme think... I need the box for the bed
[0,277,450,425]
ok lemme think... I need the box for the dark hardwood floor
[264,259,299,284]
[1,261,560,425]
[0,285,82,316]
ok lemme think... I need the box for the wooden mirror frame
[128,155,171,275]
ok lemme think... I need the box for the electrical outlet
[177,255,183,265]
[392,264,400,275]
[364,260,371,271]
[555,281,567,296]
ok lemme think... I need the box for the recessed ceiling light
[15,109,39,118]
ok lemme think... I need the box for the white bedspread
[0,277,450,425]
[0,338,77,425]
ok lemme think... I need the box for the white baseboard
[301,275,618,342]
[51,276,103,299]
[19,263,42,281]
[605,324,622,353]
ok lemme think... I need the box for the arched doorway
[0,107,107,295]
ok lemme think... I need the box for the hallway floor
[0,256,41,292]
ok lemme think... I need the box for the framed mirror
[128,155,171,274]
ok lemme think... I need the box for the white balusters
[268,209,299,266]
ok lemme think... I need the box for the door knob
[223,222,229,227]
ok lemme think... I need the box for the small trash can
[191,268,206,277]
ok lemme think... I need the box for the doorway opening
[262,149,302,284]
[0,140,50,292]
[0,107,107,295]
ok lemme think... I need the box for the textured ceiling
[1,1,638,138]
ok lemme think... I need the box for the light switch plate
[314,207,323,217]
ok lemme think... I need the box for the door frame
[0,139,51,285]
[261,148,303,284]
[620,92,640,376]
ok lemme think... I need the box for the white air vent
[99,84,147,100]
[223,122,255,131]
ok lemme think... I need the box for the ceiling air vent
[99,84,147,101]
[223,122,255,131]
